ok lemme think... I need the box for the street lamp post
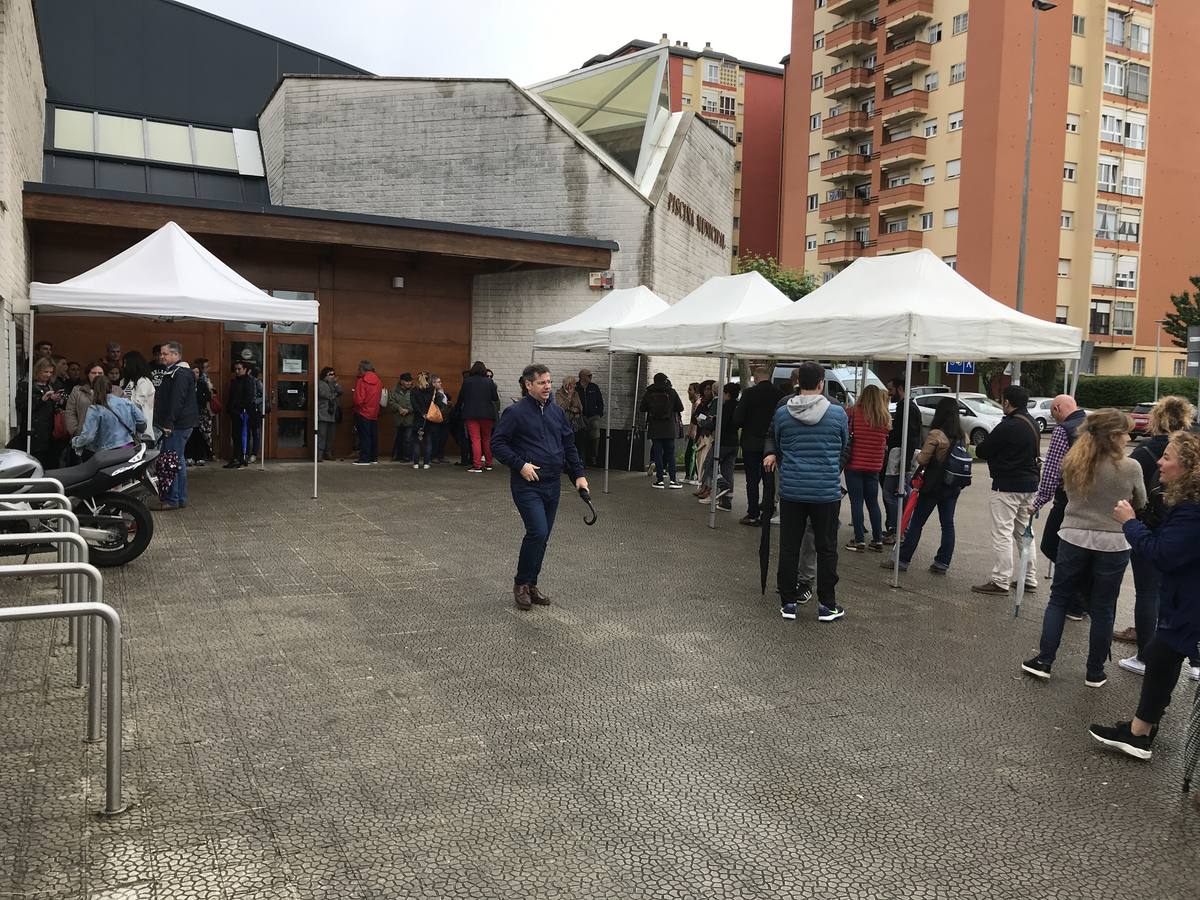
[1012,0,1058,387]
[1154,319,1166,400]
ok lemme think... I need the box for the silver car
[913,392,1005,446]
[1026,397,1055,433]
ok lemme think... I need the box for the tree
[1162,275,1200,349]
[735,253,817,302]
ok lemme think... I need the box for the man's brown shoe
[513,584,532,610]
[971,582,1010,595]
[528,585,552,606]
[1113,626,1138,644]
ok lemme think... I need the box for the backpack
[379,387,389,408]
[942,440,973,491]
[645,389,673,420]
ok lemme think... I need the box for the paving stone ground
[2,456,1198,899]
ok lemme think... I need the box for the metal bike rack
[0,509,85,684]
[0,594,125,816]
[0,493,70,509]
[0,477,66,495]
[0,531,90,686]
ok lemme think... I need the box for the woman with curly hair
[1091,431,1200,765]
[1118,395,1200,679]
[1021,409,1146,687]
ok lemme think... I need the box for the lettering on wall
[665,192,727,250]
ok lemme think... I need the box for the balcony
[828,0,878,16]
[824,66,877,100]
[879,89,928,126]
[819,239,873,266]
[826,20,877,58]
[882,40,931,80]
[875,229,924,255]
[884,0,935,33]
[820,191,873,222]
[877,183,926,213]
[822,109,873,139]
[879,135,927,168]
[820,154,873,182]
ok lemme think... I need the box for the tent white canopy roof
[533,285,669,351]
[724,249,1081,361]
[29,221,319,323]
[608,271,793,355]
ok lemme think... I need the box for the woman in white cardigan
[119,350,156,441]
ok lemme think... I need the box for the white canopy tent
[27,221,324,497]
[723,249,1083,586]
[533,285,669,493]
[609,271,795,527]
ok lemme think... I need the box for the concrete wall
[0,0,45,438]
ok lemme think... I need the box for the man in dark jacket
[224,361,257,469]
[459,361,500,472]
[639,373,684,488]
[491,363,588,610]
[883,377,922,542]
[972,384,1041,595]
[734,366,781,525]
[153,341,199,509]
[577,368,604,467]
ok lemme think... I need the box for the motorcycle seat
[46,446,140,489]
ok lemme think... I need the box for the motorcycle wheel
[78,492,154,567]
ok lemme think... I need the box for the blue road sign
[945,361,976,376]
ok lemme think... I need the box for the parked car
[913,392,1005,445]
[1027,397,1055,433]
[1130,402,1153,437]
[770,364,885,406]
[909,385,953,400]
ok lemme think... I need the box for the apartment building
[780,0,1200,377]
[583,38,784,263]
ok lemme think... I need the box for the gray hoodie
[787,393,830,425]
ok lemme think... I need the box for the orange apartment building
[584,38,784,264]
[779,0,1200,377]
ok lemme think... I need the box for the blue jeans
[355,416,378,462]
[844,470,883,542]
[882,473,903,532]
[651,438,677,483]
[898,487,959,570]
[411,427,432,465]
[1036,539,1130,677]
[512,479,560,586]
[163,428,191,506]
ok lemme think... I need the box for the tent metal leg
[892,352,914,589]
[627,354,641,473]
[26,309,35,454]
[708,356,728,530]
[312,322,319,499]
[603,351,613,494]
[261,325,268,470]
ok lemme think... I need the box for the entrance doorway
[222,316,314,460]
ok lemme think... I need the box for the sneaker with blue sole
[817,604,845,622]
[780,603,797,620]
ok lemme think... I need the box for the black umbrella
[759,469,777,595]
[578,486,598,526]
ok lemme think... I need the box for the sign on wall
[665,192,727,250]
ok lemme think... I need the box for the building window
[946,158,961,179]
[1115,302,1136,336]
[701,92,718,113]
[812,72,824,90]
[1174,359,1187,377]
[705,61,720,82]
[1106,10,1126,46]
[944,255,957,270]
[921,165,935,185]
[682,63,694,77]
[927,23,942,44]
[924,71,939,92]
[948,110,963,131]
[1124,112,1147,150]
[944,208,959,228]
[949,62,965,84]
[1065,113,1080,134]
[1069,64,1085,86]
[814,32,825,50]
[1129,24,1151,54]
[1115,255,1139,290]
[1092,252,1116,286]
[824,231,839,244]
[733,217,741,230]
[736,131,743,143]
[1101,109,1123,144]
[1132,356,1146,376]
[1072,15,1086,36]
[734,160,742,171]
[1098,155,1119,193]
[1118,209,1141,244]
[807,194,819,212]
[1103,57,1124,93]
[1056,305,1070,324]
[810,113,821,130]
[1096,205,1118,240]
[952,12,968,35]
[681,93,692,106]
[718,122,736,140]
[1126,63,1150,102]
[809,153,820,171]
[720,94,736,116]
[887,174,910,188]
[732,245,739,257]
[1058,258,1071,278]
[54,107,243,171]
[1063,162,1077,182]
[1090,300,1112,335]
[1061,210,1073,230]
[923,118,938,137]
[1122,159,1144,197]
[815,0,825,7]
[853,226,870,243]
[886,218,908,234]
[806,234,817,251]
[920,212,934,230]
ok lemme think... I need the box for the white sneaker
[1118,655,1146,676]
[413,463,420,469]
[423,464,431,469]
[1190,665,1200,682]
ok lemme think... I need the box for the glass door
[271,334,312,459]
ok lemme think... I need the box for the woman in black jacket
[16,358,63,469]
[459,361,499,472]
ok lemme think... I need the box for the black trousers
[1136,635,1188,724]
[777,498,840,605]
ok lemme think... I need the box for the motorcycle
[0,443,160,567]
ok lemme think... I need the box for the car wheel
[1036,417,1047,434]
[970,428,988,446]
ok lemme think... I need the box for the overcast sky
[175,0,792,84]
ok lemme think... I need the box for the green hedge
[1075,376,1200,409]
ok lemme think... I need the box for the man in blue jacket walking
[491,363,589,610]
[764,362,849,622]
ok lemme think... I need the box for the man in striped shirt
[1033,395,1088,617]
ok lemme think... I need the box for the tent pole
[312,322,319,500]
[1069,356,1081,397]
[261,324,268,470]
[25,309,34,454]
[627,354,641,472]
[892,351,914,589]
[708,356,728,530]
[603,350,613,494]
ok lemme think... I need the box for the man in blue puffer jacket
[764,361,849,623]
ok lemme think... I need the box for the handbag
[52,411,68,441]
[209,394,222,414]
[425,400,444,424]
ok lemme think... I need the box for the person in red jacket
[352,359,383,465]
[844,384,891,552]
